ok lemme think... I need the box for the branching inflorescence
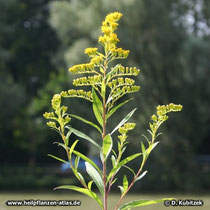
[44,12,183,210]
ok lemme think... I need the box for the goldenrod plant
[44,12,183,210]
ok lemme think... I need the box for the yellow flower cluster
[120,66,140,75]
[90,55,103,65]
[85,47,98,57]
[156,103,183,117]
[110,66,140,79]
[149,103,183,140]
[100,12,121,33]
[118,122,136,142]
[119,123,136,134]
[98,12,126,53]
[60,89,93,102]
[112,85,140,102]
[111,48,129,59]
[46,121,57,129]
[69,12,125,75]
[122,85,140,93]
[73,75,102,87]
[107,77,135,89]
[51,94,61,111]
[58,12,141,116]
[43,112,55,119]
[69,63,95,74]
[43,94,71,130]
[69,53,103,75]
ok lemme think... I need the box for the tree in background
[0,0,58,174]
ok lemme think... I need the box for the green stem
[114,157,147,210]
[114,125,161,209]
[102,55,108,210]
[107,140,124,196]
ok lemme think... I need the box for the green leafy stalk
[119,198,174,210]
[114,104,183,210]
[55,185,103,208]
[43,11,183,210]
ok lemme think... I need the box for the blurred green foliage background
[0,0,210,194]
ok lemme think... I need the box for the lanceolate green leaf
[101,79,106,99]
[135,171,148,183]
[142,134,150,144]
[70,114,102,134]
[74,156,80,170]
[92,88,103,112]
[53,142,102,175]
[69,158,86,186]
[85,162,104,195]
[66,126,101,149]
[77,172,86,185]
[106,64,121,79]
[73,149,102,175]
[102,134,113,161]
[111,108,137,135]
[123,165,136,176]
[69,140,79,155]
[118,185,124,195]
[147,142,159,156]
[119,198,174,210]
[107,99,132,119]
[93,104,103,126]
[141,141,146,160]
[111,155,117,167]
[54,185,103,208]
[123,175,128,193]
[106,95,113,104]
[111,178,118,185]
[107,153,142,184]
[48,154,68,164]
[88,181,93,190]
[65,130,72,146]
[92,88,103,126]
[71,165,83,182]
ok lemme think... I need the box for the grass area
[0,192,209,210]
